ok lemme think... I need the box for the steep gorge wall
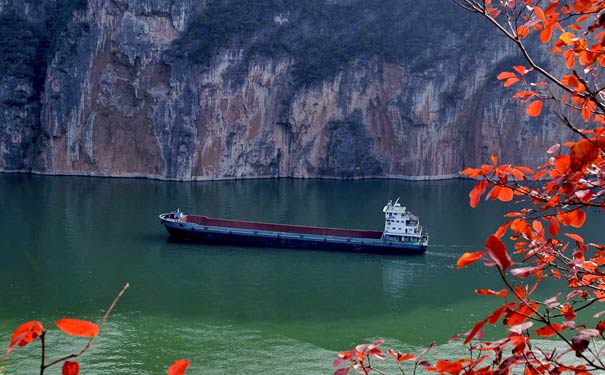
[0,0,568,180]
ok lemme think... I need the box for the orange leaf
[55,318,99,338]
[517,25,530,38]
[511,218,532,239]
[513,90,538,99]
[495,221,511,238]
[62,361,80,375]
[570,138,599,171]
[457,251,483,269]
[168,359,190,375]
[497,186,514,202]
[581,100,597,121]
[513,65,529,75]
[561,74,579,88]
[533,6,546,23]
[485,235,512,270]
[565,50,575,68]
[497,71,517,80]
[504,77,520,87]
[574,0,592,12]
[557,209,586,228]
[564,232,584,243]
[559,32,575,45]
[469,180,488,208]
[532,220,543,234]
[491,153,498,165]
[3,321,43,360]
[540,25,553,43]
[554,155,570,173]
[527,100,543,117]
[461,167,481,178]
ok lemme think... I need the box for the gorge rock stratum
[0,0,563,180]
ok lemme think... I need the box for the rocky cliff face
[0,0,567,180]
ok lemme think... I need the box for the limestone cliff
[0,0,567,180]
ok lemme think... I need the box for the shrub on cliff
[172,0,478,87]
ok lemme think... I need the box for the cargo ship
[159,199,428,254]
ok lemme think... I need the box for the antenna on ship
[394,197,400,206]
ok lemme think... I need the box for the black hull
[162,221,427,255]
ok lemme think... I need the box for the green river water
[1,175,603,374]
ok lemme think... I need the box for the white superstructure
[382,198,428,246]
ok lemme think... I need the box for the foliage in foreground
[0,283,190,374]
[334,0,605,374]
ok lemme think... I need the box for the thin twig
[42,283,129,371]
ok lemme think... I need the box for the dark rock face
[0,0,567,180]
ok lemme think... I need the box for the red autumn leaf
[505,304,537,326]
[395,353,414,362]
[532,220,543,234]
[475,289,508,297]
[495,221,511,238]
[463,318,488,345]
[62,361,80,375]
[469,180,488,208]
[497,71,517,80]
[485,235,513,270]
[488,185,501,201]
[513,90,538,99]
[488,304,513,324]
[581,100,597,121]
[549,217,560,236]
[516,25,530,38]
[333,368,351,375]
[457,251,483,269]
[497,186,514,202]
[504,77,520,87]
[168,359,190,375]
[540,25,554,42]
[527,100,543,117]
[433,359,463,374]
[561,303,577,321]
[564,50,575,68]
[564,232,585,243]
[513,65,529,75]
[533,6,546,23]
[55,318,99,337]
[557,209,586,228]
[3,321,43,360]
[570,139,599,171]
[554,155,570,173]
[510,265,542,278]
[561,74,579,88]
[535,323,562,338]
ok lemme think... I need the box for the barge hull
[162,219,427,255]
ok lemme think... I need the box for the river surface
[1,175,604,374]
